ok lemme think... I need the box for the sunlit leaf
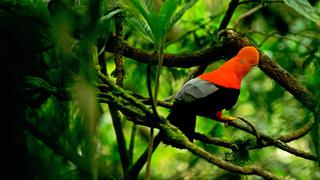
[170,0,198,28]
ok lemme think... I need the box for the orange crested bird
[167,46,260,142]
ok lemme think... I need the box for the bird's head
[236,46,260,67]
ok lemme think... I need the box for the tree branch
[219,0,239,30]
[97,74,284,179]
[194,132,235,149]
[183,141,283,180]
[106,29,316,114]
[25,74,317,163]
[233,4,263,28]
[227,120,317,161]
[106,36,225,67]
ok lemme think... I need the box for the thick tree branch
[106,37,225,67]
[106,30,317,113]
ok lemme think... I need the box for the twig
[233,4,263,28]
[109,107,130,176]
[194,132,235,149]
[227,120,317,161]
[145,64,157,180]
[128,133,162,179]
[237,116,262,145]
[128,123,137,164]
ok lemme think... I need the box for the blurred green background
[1,0,320,179]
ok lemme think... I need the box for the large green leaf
[159,0,178,33]
[127,17,154,43]
[141,0,158,14]
[128,0,150,22]
[283,0,320,23]
[148,12,163,44]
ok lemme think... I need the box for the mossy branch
[25,75,317,164]
[96,74,283,179]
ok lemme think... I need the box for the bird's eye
[241,59,246,64]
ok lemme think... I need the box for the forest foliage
[1,0,320,179]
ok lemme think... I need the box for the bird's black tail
[166,104,196,142]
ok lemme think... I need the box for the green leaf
[127,17,154,43]
[159,0,178,33]
[141,0,158,14]
[148,12,163,44]
[170,0,198,27]
[125,0,179,45]
[283,0,320,23]
[128,0,150,22]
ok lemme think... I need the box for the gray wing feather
[175,78,219,103]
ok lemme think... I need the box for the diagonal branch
[106,30,316,113]
[183,141,283,180]
[227,120,317,161]
[25,74,317,163]
[218,0,239,31]
[91,71,283,178]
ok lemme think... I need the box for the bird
[167,46,260,142]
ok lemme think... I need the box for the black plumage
[167,78,240,141]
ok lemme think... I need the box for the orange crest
[198,46,259,89]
